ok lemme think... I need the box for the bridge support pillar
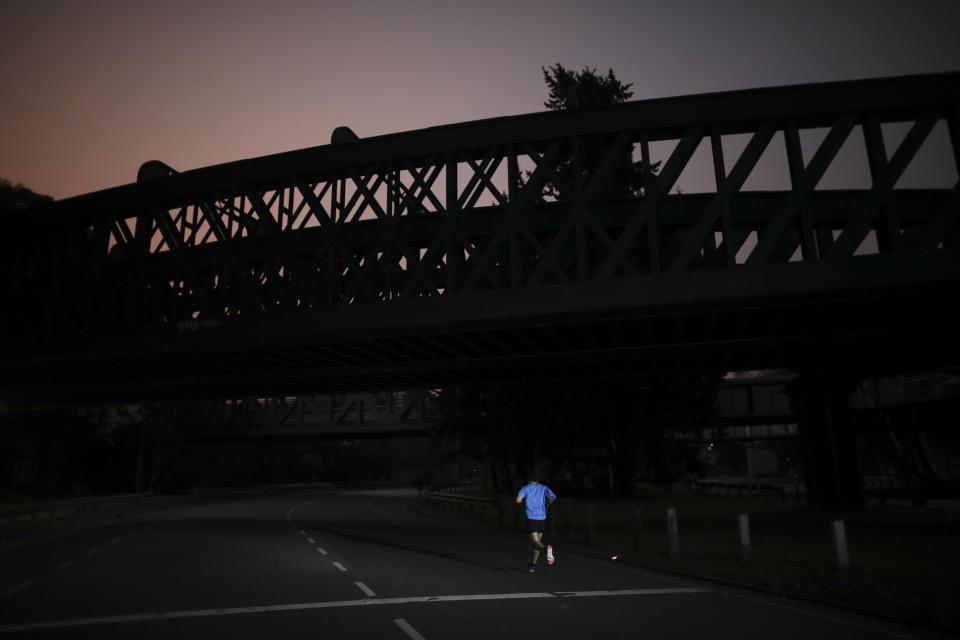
[791,367,865,511]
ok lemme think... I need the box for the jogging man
[516,479,556,573]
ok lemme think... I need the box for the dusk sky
[2,0,959,201]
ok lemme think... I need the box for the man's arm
[516,485,527,504]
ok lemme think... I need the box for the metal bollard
[667,508,679,556]
[831,520,849,569]
[737,514,751,562]
[633,509,644,553]
[586,504,595,545]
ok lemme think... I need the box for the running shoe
[546,545,555,566]
[528,562,535,573]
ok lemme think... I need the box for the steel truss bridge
[2,72,959,407]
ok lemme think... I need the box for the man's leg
[530,531,545,565]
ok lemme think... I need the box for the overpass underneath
[174,377,798,443]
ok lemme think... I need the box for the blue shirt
[517,482,556,520]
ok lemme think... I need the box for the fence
[0,493,152,523]
[693,478,794,501]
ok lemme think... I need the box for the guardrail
[0,493,152,523]
[423,489,504,526]
[862,476,906,505]
[187,482,334,499]
[0,483,339,527]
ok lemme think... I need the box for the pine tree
[531,64,659,201]
[0,179,53,215]
[541,64,635,110]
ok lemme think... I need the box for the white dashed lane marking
[290,503,361,593]
[109,538,120,544]
[394,618,428,640]
[85,548,101,557]
[366,500,389,518]
[56,561,74,571]
[3,580,35,596]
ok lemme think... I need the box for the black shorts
[527,518,546,534]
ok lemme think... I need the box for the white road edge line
[402,501,428,520]
[0,589,709,633]
[332,562,348,572]
[2,580,35,596]
[355,582,376,597]
[394,618,427,640]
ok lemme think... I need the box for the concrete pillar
[633,509,645,553]
[790,367,865,511]
[586,504,595,545]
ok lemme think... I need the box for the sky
[2,0,959,201]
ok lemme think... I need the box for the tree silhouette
[530,64,660,202]
[541,64,634,110]
[0,178,53,215]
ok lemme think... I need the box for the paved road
[0,491,951,639]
